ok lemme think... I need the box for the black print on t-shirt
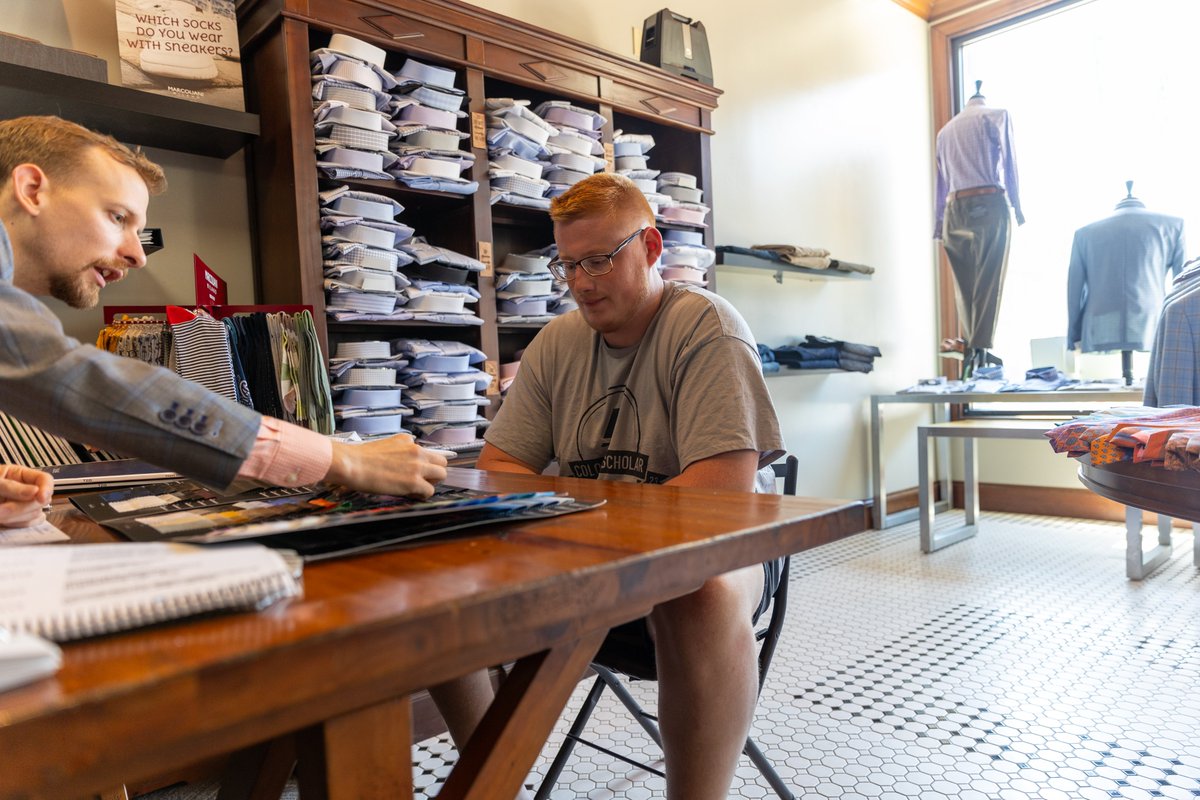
[568,385,667,483]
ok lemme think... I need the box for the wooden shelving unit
[236,0,723,398]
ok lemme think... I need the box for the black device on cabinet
[640,8,713,86]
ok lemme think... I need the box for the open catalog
[70,481,604,562]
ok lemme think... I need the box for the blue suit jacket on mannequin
[1066,205,1186,353]
[0,220,261,488]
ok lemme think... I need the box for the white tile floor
[146,510,1200,799]
[420,511,1200,799]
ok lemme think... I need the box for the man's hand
[0,464,53,527]
[327,435,449,498]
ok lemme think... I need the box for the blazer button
[191,415,210,435]
[158,402,180,423]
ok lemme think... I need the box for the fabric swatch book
[42,458,179,489]
[70,481,603,561]
[0,543,303,643]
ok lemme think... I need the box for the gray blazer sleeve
[0,280,261,489]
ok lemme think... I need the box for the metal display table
[870,389,1144,529]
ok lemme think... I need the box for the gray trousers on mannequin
[942,193,1012,351]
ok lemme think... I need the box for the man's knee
[650,566,764,637]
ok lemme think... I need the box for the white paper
[0,520,69,546]
[0,543,302,642]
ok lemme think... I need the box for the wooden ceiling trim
[889,0,934,19]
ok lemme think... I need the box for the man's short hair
[0,116,166,195]
[549,172,654,226]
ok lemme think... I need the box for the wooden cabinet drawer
[482,42,599,98]
[607,82,703,129]
[304,0,467,61]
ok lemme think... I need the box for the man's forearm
[475,442,539,474]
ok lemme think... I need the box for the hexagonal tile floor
[142,511,1200,799]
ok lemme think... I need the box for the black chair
[534,455,800,799]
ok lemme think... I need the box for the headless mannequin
[934,80,1025,379]
[965,82,1000,378]
[1066,179,1186,386]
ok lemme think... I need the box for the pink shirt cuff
[236,417,332,486]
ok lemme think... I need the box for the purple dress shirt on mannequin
[933,83,1025,374]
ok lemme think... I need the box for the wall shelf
[0,62,259,158]
[765,369,857,378]
[715,248,872,283]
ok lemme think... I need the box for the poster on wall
[114,0,244,111]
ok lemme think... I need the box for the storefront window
[953,0,1200,380]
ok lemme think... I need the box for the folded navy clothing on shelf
[773,345,839,363]
[803,335,882,359]
[836,356,875,373]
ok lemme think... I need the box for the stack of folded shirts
[533,100,605,197]
[659,228,715,287]
[495,251,558,324]
[509,244,579,317]
[656,171,710,230]
[612,131,670,213]
[387,57,478,194]
[311,35,398,181]
[486,98,556,210]
[320,185,417,318]
[394,339,493,450]
[395,238,487,325]
[329,341,414,438]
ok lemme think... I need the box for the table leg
[870,396,885,529]
[920,432,978,554]
[217,736,297,800]
[964,437,978,528]
[935,402,951,514]
[918,427,933,552]
[294,696,413,800]
[1124,506,1172,581]
[438,629,608,800]
[1158,515,1173,547]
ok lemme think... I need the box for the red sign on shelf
[193,254,227,305]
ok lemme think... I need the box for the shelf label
[478,240,493,277]
[471,112,487,150]
[603,142,615,173]
[483,360,500,396]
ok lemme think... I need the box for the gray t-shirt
[487,282,783,483]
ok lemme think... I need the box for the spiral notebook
[0,542,303,642]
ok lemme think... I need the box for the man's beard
[47,260,117,309]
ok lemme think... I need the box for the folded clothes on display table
[1044,406,1200,470]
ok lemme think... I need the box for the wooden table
[0,468,860,800]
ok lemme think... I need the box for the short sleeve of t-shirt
[484,324,556,471]
[670,333,782,471]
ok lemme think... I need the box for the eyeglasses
[547,226,648,281]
